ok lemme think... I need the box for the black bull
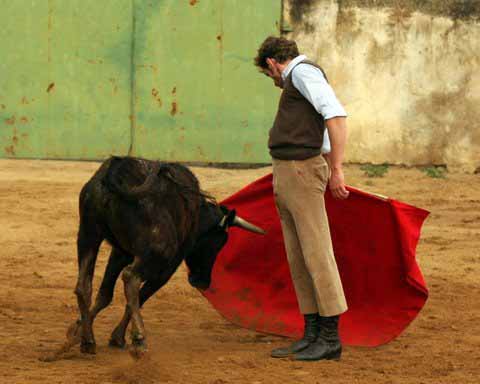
[68,156,265,357]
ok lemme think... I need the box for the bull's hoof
[109,336,126,349]
[128,338,147,360]
[80,341,96,354]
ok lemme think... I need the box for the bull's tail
[103,156,164,201]
[103,156,216,204]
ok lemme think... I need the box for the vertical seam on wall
[47,0,53,157]
[128,0,137,156]
[219,0,224,160]
[280,0,285,35]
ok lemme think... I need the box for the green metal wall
[0,0,280,162]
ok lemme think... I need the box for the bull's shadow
[64,156,265,359]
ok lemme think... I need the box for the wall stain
[335,6,362,45]
[170,101,178,116]
[289,0,316,24]
[4,127,19,156]
[189,0,198,6]
[366,33,406,72]
[138,64,159,75]
[109,78,118,94]
[196,145,206,159]
[151,88,162,107]
[243,142,253,156]
[170,87,178,115]
[387,2,413,27]
[4,145,15,156]
[289,1,480,25]
[5,116,15,125]
[334,0,479,21]
[12,128,19,146]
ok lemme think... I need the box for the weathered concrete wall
[285,0,480,172]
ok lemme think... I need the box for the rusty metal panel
[0,0,132,159]
[1,0,281,162]
[131,0,281,163]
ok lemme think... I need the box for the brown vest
[268,59,327,160]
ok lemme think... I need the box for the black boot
[294,315,342,361]
[271,314,319,358]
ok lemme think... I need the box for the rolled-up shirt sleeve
[291,64,347,120]
[321,129,331,154]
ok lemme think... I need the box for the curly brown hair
[254,36,300,70]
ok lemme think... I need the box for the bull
[68,156,265,358]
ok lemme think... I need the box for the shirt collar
[281,54,307,80]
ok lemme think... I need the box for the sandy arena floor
[0,159,479,384]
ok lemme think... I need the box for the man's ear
[266,57,274,67]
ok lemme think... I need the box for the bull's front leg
[110,268,175,348]
[122,258,147,358]
[109,306,131,349]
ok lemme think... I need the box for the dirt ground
[0,159,479,384]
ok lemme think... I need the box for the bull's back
[78,157,204,255]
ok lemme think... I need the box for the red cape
[203,173,429,347]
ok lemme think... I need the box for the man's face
[262,68,275,82]
[261,58,284,88]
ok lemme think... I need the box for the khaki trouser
[272,154,348,316]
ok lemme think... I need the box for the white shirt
[281,55,347,154]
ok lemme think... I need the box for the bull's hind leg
[74,224,102,354]
[67,247,132,351]
[110,267,176,348]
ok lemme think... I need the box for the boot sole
[293,350,342,362]
[271,346,312,359]
[271,353,292,358]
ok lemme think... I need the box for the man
[254,36,349,361]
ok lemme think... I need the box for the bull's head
[185,202,265,290]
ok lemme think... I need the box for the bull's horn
[232,216,266,235]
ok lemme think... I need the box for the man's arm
[292,64,349,199]
[325,117,349,199]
